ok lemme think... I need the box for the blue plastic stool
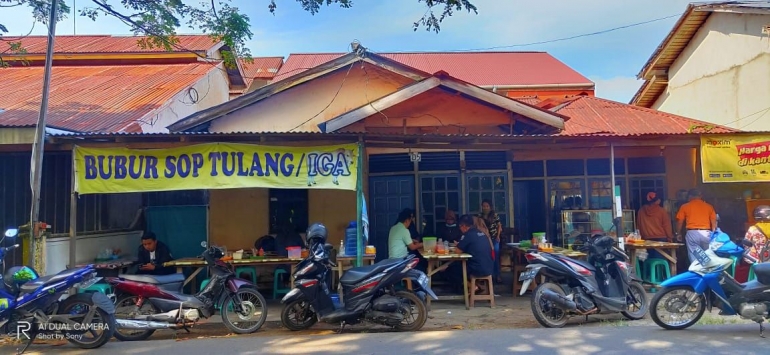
[273,269,291,299]
[235,267,258,284]
[646,258,671,293]
[78,283,112,295]
[729,256,739,277]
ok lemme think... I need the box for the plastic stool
[235,267,258,284]
[729,256,739,277]
[634,258,644,281]
[646,258,671,292]
[273,269,291,299]
[748,264,757,281]
[78,283,112,295]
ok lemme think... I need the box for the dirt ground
[1,277,759,350]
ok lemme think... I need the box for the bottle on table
[339,240,345,256]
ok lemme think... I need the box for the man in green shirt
[389,209,423,259]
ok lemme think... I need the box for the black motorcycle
[519,234,648,328]
[280,238,437,332]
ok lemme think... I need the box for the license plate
[417,273,429,288]
[79,277,102,290]
[518,269,537,281]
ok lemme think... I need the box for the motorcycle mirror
[4,229,18,239]
[742,239,754,247]
[200,241,207,248]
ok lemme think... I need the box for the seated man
[136,232,176,275]
[446,214,494,294]
[388,208,423,259]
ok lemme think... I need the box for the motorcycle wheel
[530,282,569,328]
[221,288,268,334]
[650,286,706,330]
[621,282,649,320]
[393,291,428,332]
[113,294,160,341]
[58,293,117,349]
[281,299,318,331]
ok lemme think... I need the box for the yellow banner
[74,143,359,194]
[701,135,770,183]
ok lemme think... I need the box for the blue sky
[2,0,697,102]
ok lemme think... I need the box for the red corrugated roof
[551,96,737,136]
[0,63,215,132]
[1,35,219,54]
[273,52,593,87]
[238,57,284,87]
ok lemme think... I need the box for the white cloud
[591,76,644,103]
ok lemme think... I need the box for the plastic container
[423,237,437,253]
[345,221,358,256]
[331,293,341,309]
[233,250,244,260]
[365,245,376,255]
[287,247,301,259]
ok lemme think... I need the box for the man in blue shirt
[389,209,423,259]
[445,214,494,294]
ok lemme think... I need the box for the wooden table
[165,257,302,290]
[625,241,684,277]
[334,255,376,288]
[510,246,587,296]
[421,251,473,310]
[74,258,137,277]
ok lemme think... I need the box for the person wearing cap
[637,192,673,259]
[676,188,717,263]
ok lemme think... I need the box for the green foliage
[1,0,477,69]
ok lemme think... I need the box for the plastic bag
[636,249,649,262]
[709,228,743,257]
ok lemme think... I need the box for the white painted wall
[44,230,143,276]
[139,64,232,133]
[652,12,770,131]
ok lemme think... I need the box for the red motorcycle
[106,242,267,341]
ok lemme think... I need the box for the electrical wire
[389,13,682,53]
[286,61,357,132]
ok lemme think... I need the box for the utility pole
[29,0,59,266]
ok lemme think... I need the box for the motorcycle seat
[119,273,186,284]
[19,267,89,294]
[340,258,405,286]
[753,263,770,285]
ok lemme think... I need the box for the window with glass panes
[467,174,508,228]
[420,175,461,236]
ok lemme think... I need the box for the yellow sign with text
[701,135,770,183]
[74,143,359,194]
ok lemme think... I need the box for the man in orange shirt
[675,188,717,263]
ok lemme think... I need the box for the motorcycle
[649,229,770,337]
[519,234,648,328]
[0,228,116,354]
[106,241,267,341]
[280,238,438,332]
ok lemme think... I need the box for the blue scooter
[0,228,117,354]
[649,229,770,337]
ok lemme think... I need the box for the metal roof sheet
[0,35,219,55]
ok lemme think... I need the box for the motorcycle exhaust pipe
[540,289,578,311]
[116,319,181,330]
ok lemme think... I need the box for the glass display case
[558,209,636,247]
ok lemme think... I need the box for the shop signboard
[73,143,359,194]
[701,134,770,183]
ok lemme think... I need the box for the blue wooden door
[369,176,415,261]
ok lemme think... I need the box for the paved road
[5,324,769,354]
